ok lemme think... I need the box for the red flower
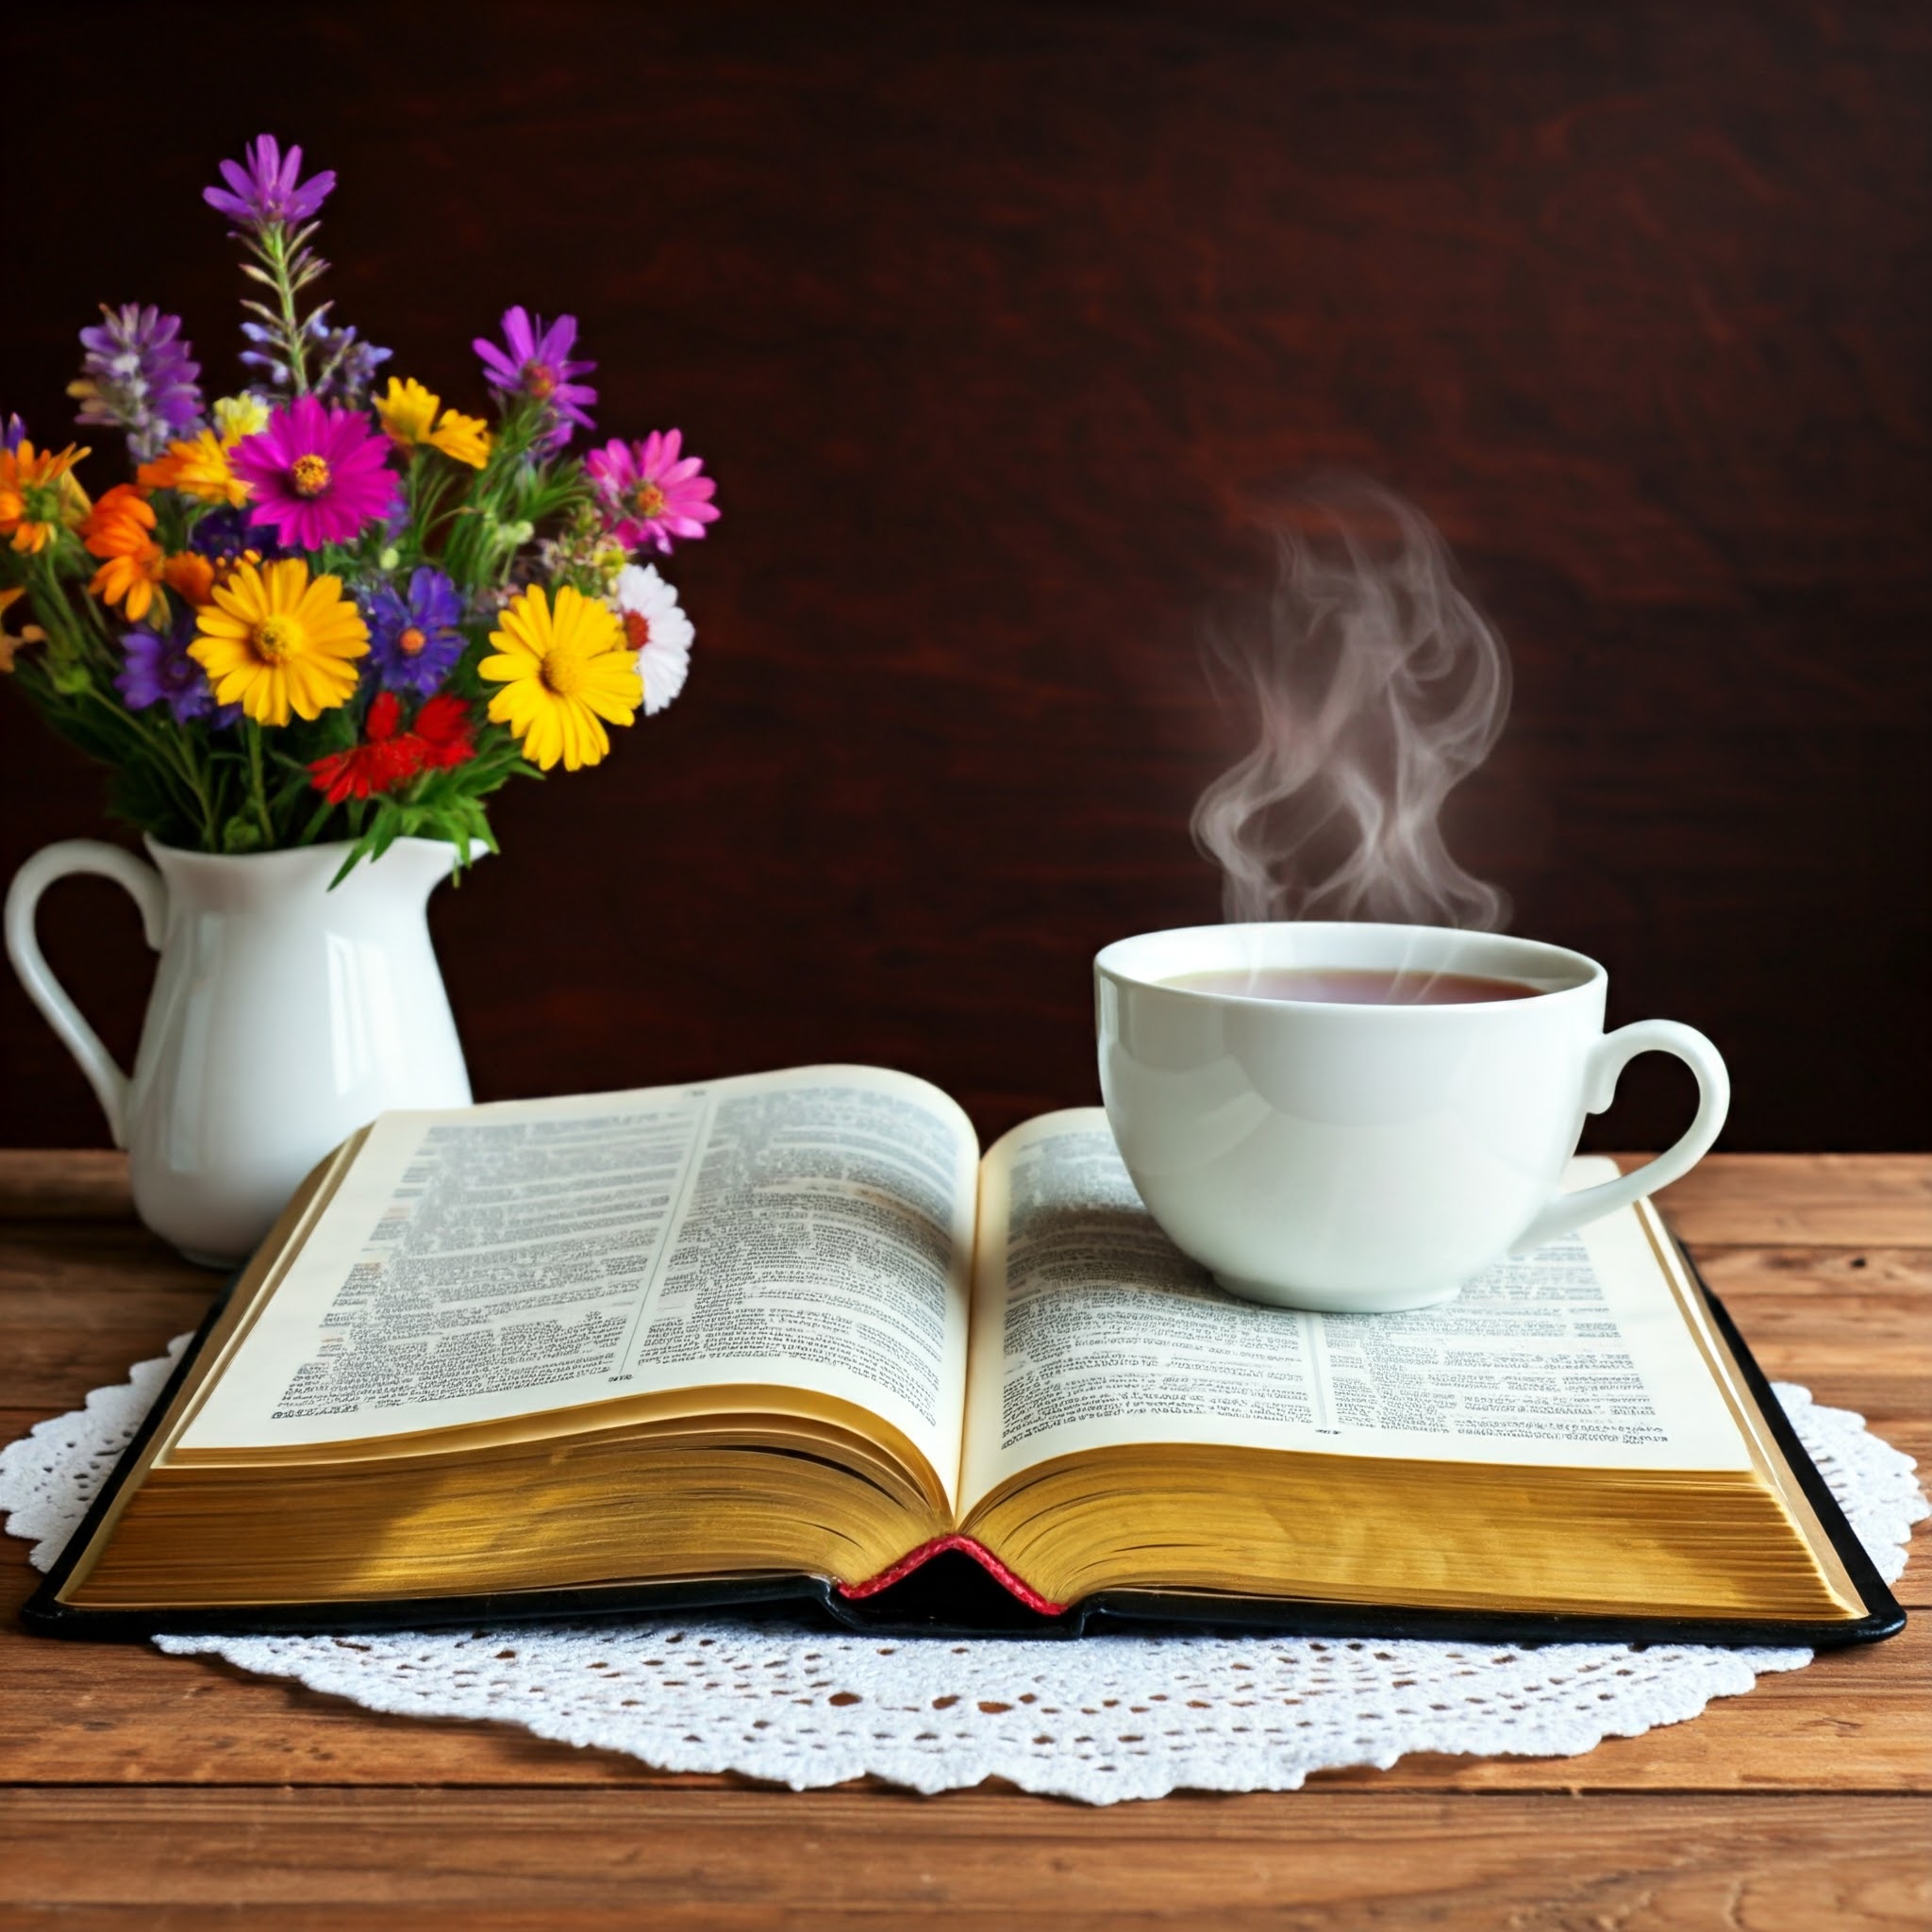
[308,691,426,805]
[411,691,476,770]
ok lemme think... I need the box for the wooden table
[1,1152,1925,1928]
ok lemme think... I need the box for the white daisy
[612,562,694,716]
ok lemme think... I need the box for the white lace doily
[4,1336,1922,1806]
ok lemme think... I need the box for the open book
[35,1066,1899,1644]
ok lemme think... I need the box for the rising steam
[1191,480,1512,929]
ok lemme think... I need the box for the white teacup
[1095,922,1729,1312]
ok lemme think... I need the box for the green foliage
[3,142,706,890]
[4,392,615,886]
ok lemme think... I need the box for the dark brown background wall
[2,1,1926,1151]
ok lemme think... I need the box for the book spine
[837,1535,1070,1615]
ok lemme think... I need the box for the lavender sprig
[207,137,369,402]
[67,305,204,458]
[235,220,327,397]
[307,312,391,407]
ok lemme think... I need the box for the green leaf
[220,814,268,855]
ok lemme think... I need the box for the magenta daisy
[473,308,597,448]
[228,395,401,551]
[586,430,720,556]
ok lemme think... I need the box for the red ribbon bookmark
[836,1534,1069,1616]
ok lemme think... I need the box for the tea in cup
[1095,922,1729,1311]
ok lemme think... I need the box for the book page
[959,1109,1754,1511]
[177,1066,977,1504]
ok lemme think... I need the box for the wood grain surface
[3,1790,1927,1930]
[0,1151,1925,1925]
[0,2,1926,1157]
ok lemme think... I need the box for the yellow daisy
[212,393,271,447]
[375,377,492,470]
[425,408,491,468]
[189,558,369,725]
[375,376,440,445]
[137,429,249,508]
[480,583,640,772]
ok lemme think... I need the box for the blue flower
[364,568,467,696]
[115,611,238,727]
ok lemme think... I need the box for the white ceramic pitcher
[6,837,475,1266]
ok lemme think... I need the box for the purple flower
[204,135,336,232]
[239,312,391,408]
[473,308,596,448]
[229,395,401,551]
[2,414,24,454]
[71,306,204,461]
[236,321,293,393]
[364,567,467,695]
[586,431,720,555]
[188,505,275,560]
[116,614,238,726]
[307,317,391,408]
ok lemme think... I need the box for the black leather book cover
[21,1262,1906,1649]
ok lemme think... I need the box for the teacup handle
[1511,1020,1730,1254]
[5,841,167,1149]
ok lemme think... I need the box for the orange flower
[0,441,91,554]
[137,430,249,508]
[136,452,182,491]
[81,484,167,621]
[161,552,217,608]
[0,586,46,672]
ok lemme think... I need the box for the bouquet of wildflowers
[0,137,719,879]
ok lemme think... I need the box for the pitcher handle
[1511,1020,1731,1255]
[5,841,167,1148]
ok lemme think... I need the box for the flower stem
[165,727,220,851]
[259,225,311,396]
[242,721,275,843]
[68,682,211,846]
[295,794,337,845]
[25,553,98,680]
